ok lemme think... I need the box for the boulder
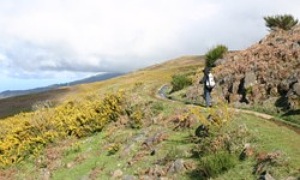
[214,58,227,66]
[244,72,257,89]
[293,82,300,96]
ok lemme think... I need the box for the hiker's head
[203,67,211,74]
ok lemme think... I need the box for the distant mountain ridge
[0,72,123,99]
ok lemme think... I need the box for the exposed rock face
[214,25,300,109]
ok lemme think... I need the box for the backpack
[205,72,215,89]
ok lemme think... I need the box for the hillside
[0,31,300,179]
[0,53,299,179]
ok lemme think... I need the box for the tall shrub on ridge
[205,45,228,68]
[264,14,299,31]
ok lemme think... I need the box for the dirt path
[156,84,300,134]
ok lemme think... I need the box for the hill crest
[214,25,300,109]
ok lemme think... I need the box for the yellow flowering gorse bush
[0,90,126,167]
[190,98,232,129]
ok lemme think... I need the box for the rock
[255,151,282,174]
[167,163,175,174]
[40,168,51,180]
[122,175,137,180]
[174,159,185,172]
[214,25,300,107]
[293,82,300,96]
[232,102,249,109]
[214,58,227,66]
[291,42,300,50]
[270,87,279,96]
[139,175,152,180]
[133,131,148,143]
[239,143,254,160]
[143,132,168,149]
[195,124,209,138]
[244,72,257,89]
[279,80,290,94]
[259,171,275,180]
[275,37,287,44]
[233,54,242,61]
[251,85,263,102]
[159,178,169,180]
[167,159,185,174]
[112,169,123,179]
[144,165,165,177]
[232,82,241,94]
[66,162,75,169]
[285,176,297,180]
[121,144,135,158]
[80,175,90,180]
[288,95,300,109]
[229,94,241,103]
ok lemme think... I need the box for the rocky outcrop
[214,25,300,109]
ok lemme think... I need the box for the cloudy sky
[0,0,300,92]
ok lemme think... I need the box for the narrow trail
[156,84,300,135]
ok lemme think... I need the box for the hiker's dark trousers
[204,87,212,107]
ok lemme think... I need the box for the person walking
[200,67,215,107]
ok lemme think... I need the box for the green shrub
[64,142,82,156]
[199,151,237,178]
[107,143,120,155]
[264,14,299,31]
[125,104,144,129]
[129,110,143,129]
[151,101,164,115]
[171,74,192,92]
[205,45,228,68]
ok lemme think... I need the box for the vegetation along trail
[156,84,300,135]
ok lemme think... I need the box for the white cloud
[0,0,300,91]
[0,1,219,73]
[0,53,7,62]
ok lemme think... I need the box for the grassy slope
[1,55,300,179]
